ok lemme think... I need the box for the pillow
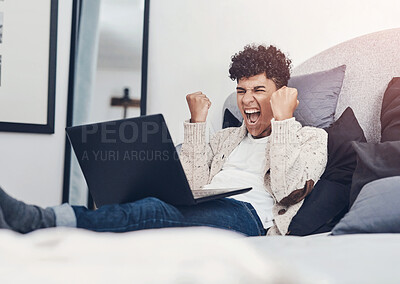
[332,176,400,235]
[321,107,367,186]
[349,141,400,207]
[288,179,348,236]
[288,107,366,236]
[289,65,346,128]
[222,109,241,129]
[381,77,400,142]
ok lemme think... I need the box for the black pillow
[321,107,367,186]
[349,141,400,208]
[222,109,241,129]
[288,179,348,236]
[381,77,400,142]
[289,107,366,236]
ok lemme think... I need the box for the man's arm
[268,87,328,204]
[179,91,214,190]
[269,119,328,204]
[180,121,215,190]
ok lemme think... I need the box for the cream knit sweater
[180,117,328,236]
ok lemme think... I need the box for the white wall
[147,0,400,144]
[0,0,72,207]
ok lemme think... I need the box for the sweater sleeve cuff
[270,117,299,144]
[183,119,206,144]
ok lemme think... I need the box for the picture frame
[0,0,58,134]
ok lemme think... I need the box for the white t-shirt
[203,133,274,229]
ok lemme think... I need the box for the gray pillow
[289,65,346,128]
[331,176,400,235]
[223,65,346,128]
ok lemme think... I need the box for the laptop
[66,114,251,207]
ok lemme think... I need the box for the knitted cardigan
[180,117,327,235]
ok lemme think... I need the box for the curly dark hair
[229,44,292,89]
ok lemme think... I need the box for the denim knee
[131,197,183,220]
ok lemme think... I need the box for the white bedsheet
[0,227,303,284]
[2,227,398,284]
[246,233,400,284]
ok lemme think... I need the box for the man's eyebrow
[236,86,266,90]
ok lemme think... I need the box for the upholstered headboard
[223,28,400,142]
[292,28,400,142]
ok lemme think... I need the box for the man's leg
[72,197,266,236]
[0,187,55,233]
[0,185,266,236]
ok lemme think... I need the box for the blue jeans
[72,197,266,236]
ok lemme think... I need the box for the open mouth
[244,109,261,124]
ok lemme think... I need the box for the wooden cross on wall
[110,88,140,119]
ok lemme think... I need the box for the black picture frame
[0,0,58,134]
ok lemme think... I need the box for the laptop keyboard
[192,189,239,199]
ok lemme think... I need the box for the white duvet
[0,227,303,284]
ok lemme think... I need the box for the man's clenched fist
[186,91,212,123]
[270,86,299,121]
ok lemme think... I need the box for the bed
[1,227,399,284]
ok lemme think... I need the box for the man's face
[236,73,277,138]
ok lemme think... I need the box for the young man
[0,44,327,236]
